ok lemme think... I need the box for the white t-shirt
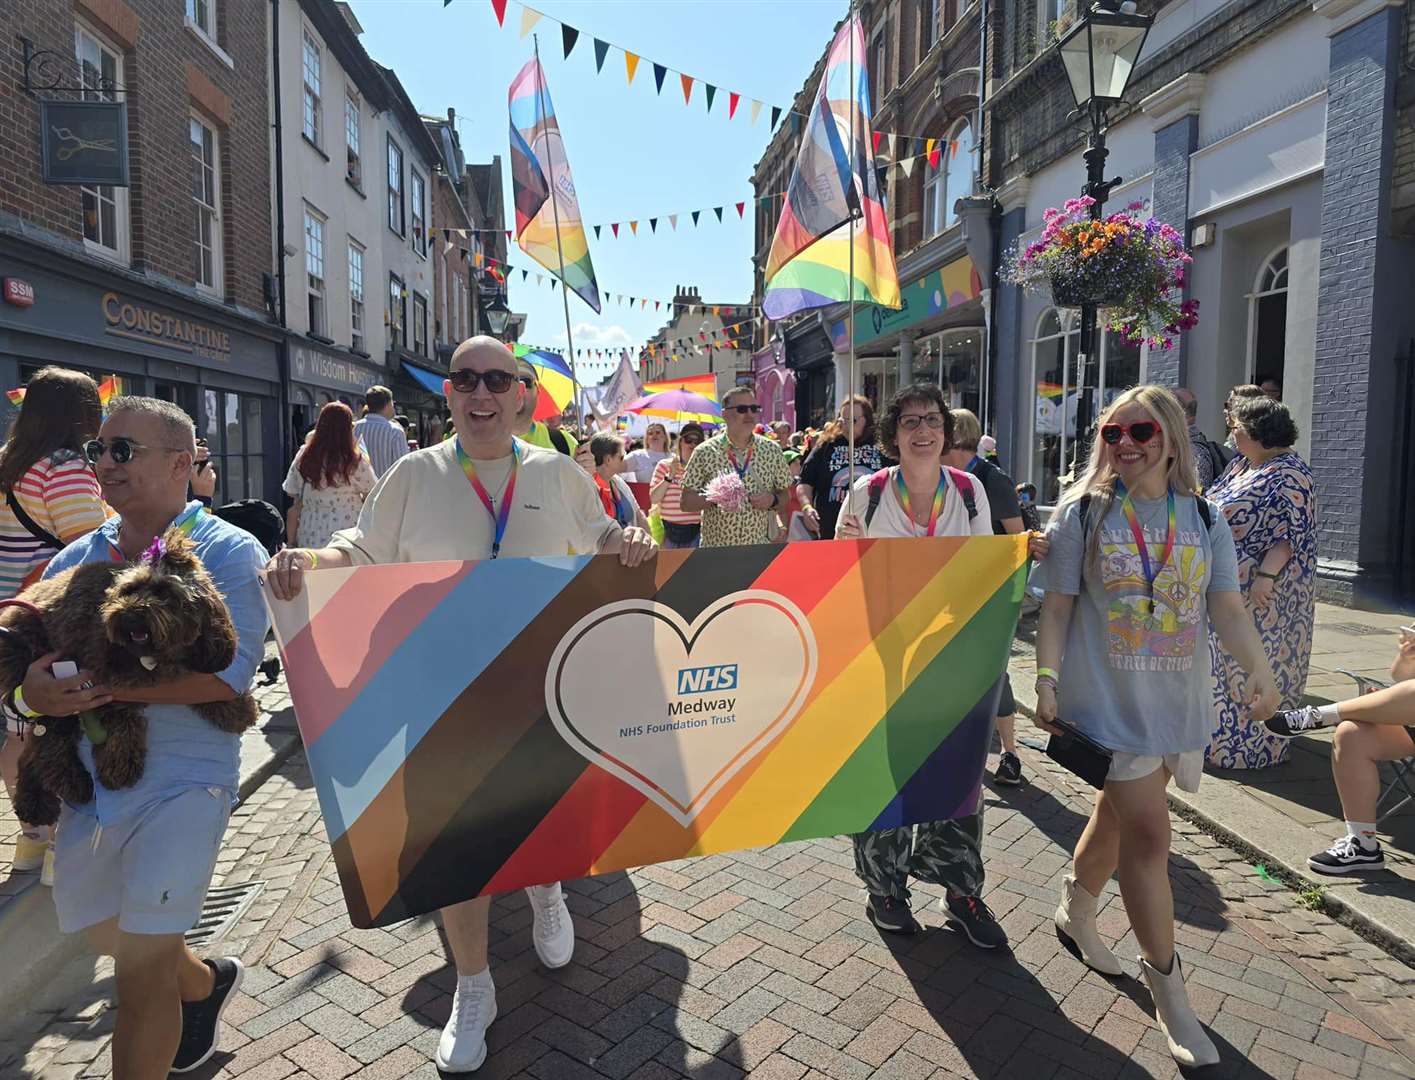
[330,438,618,564]
[840,466,993,539]
[623,448,672,484]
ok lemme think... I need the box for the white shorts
[1108,750,1204,793]
[53,786,231,935]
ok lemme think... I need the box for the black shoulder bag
[6,490,63,551]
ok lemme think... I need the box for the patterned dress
[1206,451,1318,768]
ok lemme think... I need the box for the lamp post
[1055,0,1151,471]
[483,291,511,339]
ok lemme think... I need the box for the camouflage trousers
[850,807,985,902]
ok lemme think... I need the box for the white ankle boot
[1140,952,1220,1068]
[1054,875,1124,976]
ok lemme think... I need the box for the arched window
[1247,245,1288,390]
[922,118,976,238]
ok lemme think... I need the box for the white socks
[1317,703,1341,725]
[1346,821,1379,850]
[458,966,493,989]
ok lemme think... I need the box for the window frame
[1246,244,1290,384]
[387,137,405,236]
[389,273,406,349]
[347,239,365,353]
[301,29,322,147]
[190,114,222,295]
[412,292,428,356]
[344,91,361,186]
[920,0,938,56]
[304,205,327,337]
[411,169,427,257]
[185,0,216,41]
[870,20,889,107]
[941,118,975,232]
[75,23,129,264]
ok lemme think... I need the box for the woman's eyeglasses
[898,414,945,431]
[448,369,517,394]
[1099,421,1160,445]
[84,438,185,465]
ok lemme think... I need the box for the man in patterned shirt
[680,386,792,547]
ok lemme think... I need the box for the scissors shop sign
[40,101,129,186]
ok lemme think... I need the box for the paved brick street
[6,733,1415,1080]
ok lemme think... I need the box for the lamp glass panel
[1058,28,1095,106]
[1090,22,1148,100]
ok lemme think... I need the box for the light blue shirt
[353,413,410,478]
[43,501,270,824]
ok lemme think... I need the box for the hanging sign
[40,101,129,186]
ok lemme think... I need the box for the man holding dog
[17,397,268,1079]
[264,335,656,1073]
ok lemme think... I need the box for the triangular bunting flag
[551,279,558,291]
[680,73,693,104]
[692,210,701,226]
[561,24,579,59]
[872,131,882,153]
[603,291,610,303]
[593,225,601,239]
[522,269,529,281]
[649,218,657,233]
[770,106,781,129]
[625,51,639,83]
[655,301,661,311]
[705,84,716,112]
[506,230,512,241]
[653,63,667,94]
[729,92,741,119]
[629,220,638,235]
[713,206,723,222]
[519,7,541,38]
[750,99,762,125]
[735,201,745,218]
[641,298,648,309]
[593,38,609,73]
[536,273,544,285]
[669,214,678,229]
[489,0,507,26]
[611,222,619,237]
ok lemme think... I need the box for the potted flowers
[1004,197,1199,349]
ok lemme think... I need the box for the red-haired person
[282,402,375,548]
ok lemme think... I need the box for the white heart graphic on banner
[545,590,818,827]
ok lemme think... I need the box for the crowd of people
[0,345,1406,1078]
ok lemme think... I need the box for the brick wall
[1146,114,1199,388]
[0,0,271,315]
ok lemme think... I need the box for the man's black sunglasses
[727,404,762,415]
[84,437,186,465]
[448,369,517,394]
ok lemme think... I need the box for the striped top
[352,414,410,479]
[0,450,108,599]
[651,455,699,525]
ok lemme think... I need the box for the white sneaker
[435,971,497,1073]
[525,882,574,969]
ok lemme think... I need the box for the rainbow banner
[762,14,899,320]
[642,374,719,401]
[264,538,1028,928]
[509,56,601,314]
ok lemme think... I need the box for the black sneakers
[866,894,921,934]
[170,956,244,1074]
[994,752,1024,786]
[945,894,1009,950]
[1308,836,1384,875]
[1264,706,1329,738]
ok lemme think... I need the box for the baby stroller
[210,499,286,685]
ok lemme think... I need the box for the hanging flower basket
[1004,197,1200,350]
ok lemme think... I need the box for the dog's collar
[0,599,43,618]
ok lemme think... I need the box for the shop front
[751,341,795,428]
[289,341,388,455]
[395,358,452,448]
[0,241,282,504]
[783,318,836,432]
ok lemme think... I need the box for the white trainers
[525,882,575,969]
[435,970,497,1073]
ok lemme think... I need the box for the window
[411,170,427,256]
[304,207,326,336]
[389,274,406,348]
[870,21,889,107]
[301,30,321,145]
[76,25,127,261]
[413,293,428,356]
[190,116,221,292]
[348,241,365,352]
[920,0,938,55]
[186,0,215,39]
[345,93,361,185]
[1247,245,1289,390]
[203,390,266,504]
[922,118,976,238]
[1040,0,1070,42]
[387,137,404,234]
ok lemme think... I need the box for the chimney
[448,107,456,125]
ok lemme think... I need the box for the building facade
[1,0,282,503]
[638,286,753,402]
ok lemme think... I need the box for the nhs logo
[676,664,739,695]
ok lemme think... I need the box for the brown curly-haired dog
[0,528,258,826]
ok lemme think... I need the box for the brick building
[0,0,282,502]
[984,0,1415,604]
[639,286,753,405]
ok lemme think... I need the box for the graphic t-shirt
[799,437,885,539]
[1037,492,1239,756]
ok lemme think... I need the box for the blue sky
[347,0,846,384]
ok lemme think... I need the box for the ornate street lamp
[1054,0,1152,471]
[483,292,511,338]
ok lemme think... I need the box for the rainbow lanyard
[1117,480,1176,611]
[894,467,948,537]
[725,439,754,480]
[106,503,203,562]
[457,439,520,559]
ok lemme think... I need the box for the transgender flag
[762,15,899,320]
[509,57,601,314]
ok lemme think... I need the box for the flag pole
[531,35,584,418]
[846,8,859,500]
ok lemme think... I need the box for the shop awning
[400,360,447,395]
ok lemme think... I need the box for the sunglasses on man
[1099,421,1160,445]
[84,437,187,465]
[448,368,517,394]
[727,404,762,415]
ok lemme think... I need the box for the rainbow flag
[264,537,1028,928]
[513,344,574,421]
[1037,382,1066,401]
[7,374,119,408]
[509,57,601,314]
[643,373,718,401]
[762,15,899,320]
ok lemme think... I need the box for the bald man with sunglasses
[265,336,654,1074]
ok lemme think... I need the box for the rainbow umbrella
[512,345,575,422]
[626,389,722,425]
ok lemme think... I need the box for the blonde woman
[1034,385,1277,1068]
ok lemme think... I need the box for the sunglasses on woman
[84,437,186,465]
[1099,421,1160,445]
[448,368,517,394]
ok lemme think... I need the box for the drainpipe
[270,0,291,468]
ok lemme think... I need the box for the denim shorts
[53,785,231,935]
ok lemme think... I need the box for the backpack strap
[863,468,892,528]
[6,489,62,551]
[548,426,570,455]
[944,466,977,521]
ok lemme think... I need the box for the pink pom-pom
[704,473,748,513]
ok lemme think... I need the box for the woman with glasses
[588,434,648,530]
[1205,396,1317,770]
[0,367,109,884]
[650,423,704,549]
[1033,385,1278,1068]
[834,384,1008,950]
[282,402,375,548]
[796,394,884,540]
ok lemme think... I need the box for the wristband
[1036,667,1060,682]
[305,550,319,571]
[12,685,40,719]
[1254,569,1279,580]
